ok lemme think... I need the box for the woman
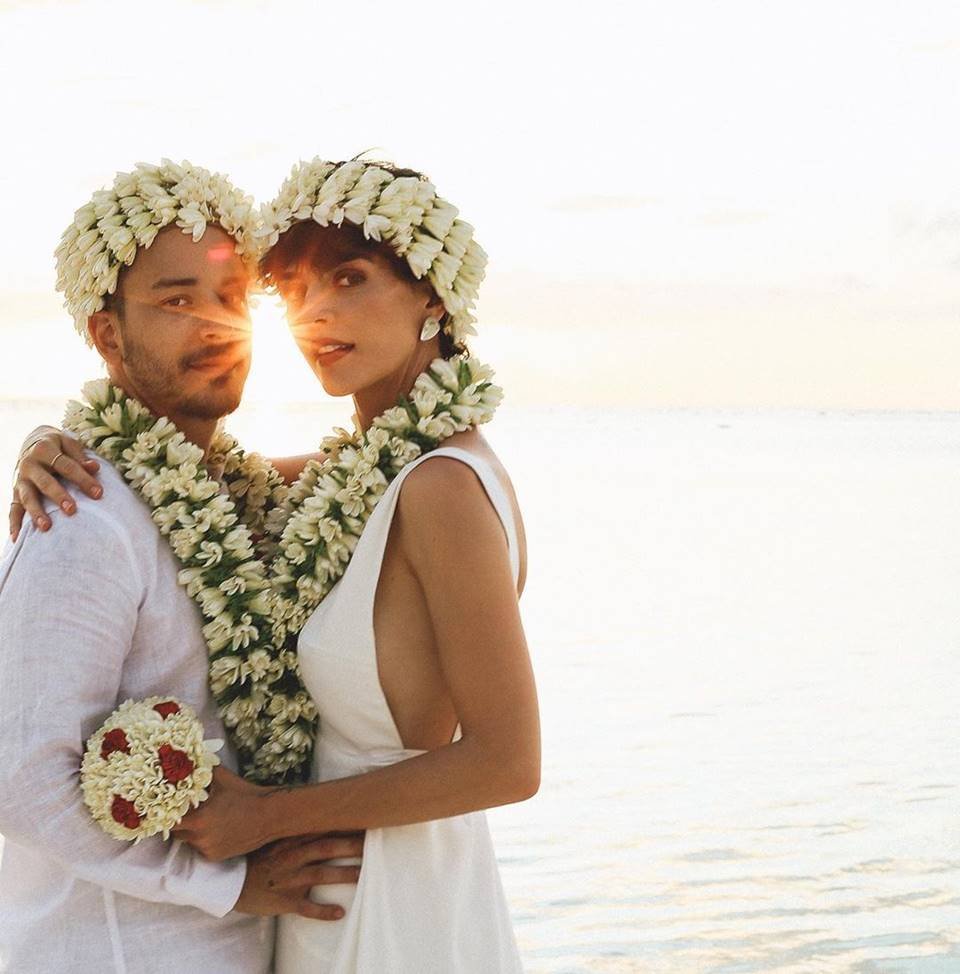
[11,159,539,973]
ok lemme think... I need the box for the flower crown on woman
[257,158,487,346]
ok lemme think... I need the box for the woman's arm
[177,458,540,861]
[268,453,326,485]
[9,433,321,539]
[9,427,102,539]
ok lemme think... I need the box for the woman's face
[272,228,438,398]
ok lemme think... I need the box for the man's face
[96,224,253,422]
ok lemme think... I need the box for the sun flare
[228,291,353,456]
[244,292,315,402]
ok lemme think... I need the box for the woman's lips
[314,342,354,366]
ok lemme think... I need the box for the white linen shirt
[0,459,274,973]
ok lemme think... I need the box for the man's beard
[177,381,243,420]
[121,341,248,421]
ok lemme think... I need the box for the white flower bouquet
[80,697,222,842]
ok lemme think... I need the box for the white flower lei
[259,159,487,345]
[207,429,289,562]
[64,355,503,783]
[251,355,503,780]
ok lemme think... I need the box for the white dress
[275,447,524,974]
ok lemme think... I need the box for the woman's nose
[303,277,337,317]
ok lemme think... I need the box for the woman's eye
[335,269,364,287]
[162,296,190,308]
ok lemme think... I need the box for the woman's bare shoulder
[396,452,493,526]
[399,433,515,509]
[395,434,527,590]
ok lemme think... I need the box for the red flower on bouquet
[110,795,141,830]
[100,728,130,760]
[158,744,195,783]
[153,701,181,719]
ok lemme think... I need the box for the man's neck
[167,416,219,459]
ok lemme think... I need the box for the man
[0,161,359,973]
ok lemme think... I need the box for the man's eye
[162,296,190,308]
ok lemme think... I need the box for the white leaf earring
[420,316,441,342]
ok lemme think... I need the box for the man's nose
[198,304,251,340]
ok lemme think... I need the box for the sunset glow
[2,0,960,411]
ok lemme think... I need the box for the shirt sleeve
[0,504,246,918]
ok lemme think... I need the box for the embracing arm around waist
[0,507,245,916]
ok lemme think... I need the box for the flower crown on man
[54,159,259,344]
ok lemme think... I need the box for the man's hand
[235,832,364,921]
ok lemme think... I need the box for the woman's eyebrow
[274,252,373,284]
[317,251,373,270]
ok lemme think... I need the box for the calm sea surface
[1,400,959,973]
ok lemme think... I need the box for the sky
[1,0,960,413]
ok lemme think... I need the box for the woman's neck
[352,341,440,432]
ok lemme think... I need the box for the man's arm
[0,505,244,917]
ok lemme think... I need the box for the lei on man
[57,159,500,784]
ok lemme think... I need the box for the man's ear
[87,311,123,367]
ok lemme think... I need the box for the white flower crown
[259,159,487,345]
[55,159,260,345]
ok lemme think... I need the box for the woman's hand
[10,427,102,540]
[173,765,278,861]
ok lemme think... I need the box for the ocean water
[1,401,959,973]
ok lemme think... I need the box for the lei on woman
[59,158,498,785]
